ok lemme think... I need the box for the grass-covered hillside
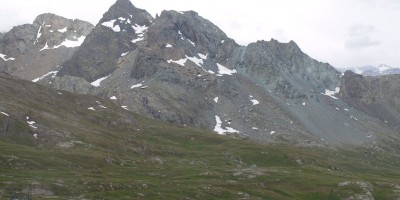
[0,76,399,199]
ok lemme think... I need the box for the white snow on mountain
[216,63,237,76]
[101,19,120,32]
[58,27,68,33]
[0,53,15,61]
[213,115,239,135]
[32,70,59,82]
[91,75,111,87]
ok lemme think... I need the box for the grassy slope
[0,76,399,199]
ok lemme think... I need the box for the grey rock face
[340,70,400,128]
[0,13,94,80]
[57,0,153,82]
[232,39,341,98]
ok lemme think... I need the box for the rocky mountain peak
[101,0,153,27]
[58,0,154,82]
[145,9,237,70]
[32,13,93,48]
[0,13,93,80]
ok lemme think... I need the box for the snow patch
[32,70,59,82]
[58,27,68,33]
[213,115,239,135]
[0,111,9,116]
[302,102,306,106]
[214,97,219,103]
[131,24,148,43]
[34,22,45,44]
[131,37,144,43]
[131,83,143,89]
[249,95,259,105]
[167,58,187,66]
[110,96,117,100]
[54,36,86,48]
[88,107,95,111]
[132,24,148,36]
[186,56,203,67]
[167,54,214,75]
[101,20,120,32]
[178,30,184,40]
[251,99,260,105]
[121,52,129,57]
[91,75,111,87]
[324,87,340,99]
[252,127,258,130]
[216,63,237,75]
[221,40,225,44]
[350,116,358,121]
[207,70,215,74]
[45,25,51,27]
[166,43,173,48]
[0,53,15,61]
[270,131,275,135]
[27,118,37,129]
[187,39,195,46]
[39,42,50,51]
[121,106,129,110]
[198,53,208,60]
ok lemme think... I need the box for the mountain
[0,13,93,80]
[339,64,400,76]
[16,0,396,147]
[1,0,400,198]
[1,75,400,199]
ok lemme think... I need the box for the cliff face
[340,71,400,128]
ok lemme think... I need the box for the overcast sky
[1,0,399,68]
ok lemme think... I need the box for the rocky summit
[0,13,93,80]
[7,0,393,148]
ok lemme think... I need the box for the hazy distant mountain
[339,64,400,76]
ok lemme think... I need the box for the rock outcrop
[340,70,400,128]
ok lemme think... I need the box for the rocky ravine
[0,13,93,80]
[6,0,400,148]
